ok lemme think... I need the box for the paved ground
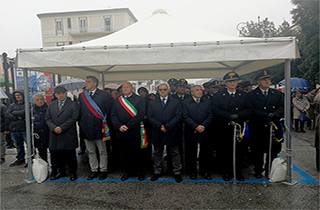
[1,129,319,209]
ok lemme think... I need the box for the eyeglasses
[158,89,168,91]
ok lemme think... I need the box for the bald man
[111,82,146,181]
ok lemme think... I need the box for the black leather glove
[268,113,275,119]
[265,117,272,124]
[229,114,238,122]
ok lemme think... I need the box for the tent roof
[16,9,300,82]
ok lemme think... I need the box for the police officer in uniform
[168,78,178,95]
[212,72,250,181]
[203,80,220,100]
[248,69,284,178]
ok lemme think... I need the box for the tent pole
[100,73,105,89]
[23,68,34,183]
[284,59,292,183]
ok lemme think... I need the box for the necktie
[263,91,268,97]
[161,98,166,109]
[58,101,63,111]
[89,91,93,97]
[231,93,235,98]
[196,98,200,103]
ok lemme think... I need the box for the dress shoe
[189,172,197,180]
[236,174,245,181]
[87,172,99,180]
[50,171,66,180]
[223,174,232,181]
[254,173,263,179]
[70,173,77,181]
[99,172,108,180]
[200,172,212,180]
[137,173,145,181]
[121,173,130,181]
[0,158,5,164]
[9,159,25,167]
[174,174,183,183]
[150,173,161,181]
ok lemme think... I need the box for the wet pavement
[1,129,319,209]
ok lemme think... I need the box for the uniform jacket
[45,98,79,150]
[147,95,182,146]
[248,88,284,124]
[33,103,49,149]
[292,96,310,119]
[247,87,284,150]
[212,89,250,125]
[111,93,145,139]
[5,89,26,132]
[79,89,113,141]
[182,97,213,143]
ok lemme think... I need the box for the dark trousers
[38,148,48,162]
[120,137,143,175]
[295,119,305,131]
[185,141,211,174]
[50,150,77,174]
[153,144,182,175]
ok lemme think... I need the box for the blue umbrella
[278,78,312,88]
[278,78,313,93]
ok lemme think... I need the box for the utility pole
[2,52,10,94]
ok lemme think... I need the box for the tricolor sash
[81,91,110,141]
[118,96,148,148]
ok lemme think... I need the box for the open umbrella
[105,83,120,90]
[278,78,312,88]
[56,78,85,91]
[0,89,8,99]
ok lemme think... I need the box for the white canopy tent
[16,9,299,82]
[16,8,298,183]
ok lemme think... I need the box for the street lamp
[236,22,246,37]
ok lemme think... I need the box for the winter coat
[292,96,310,119]
[147,96,182,146]
[5,89,26,132]
[46,98,79,150]
[33,103,49,149]
[1,102,8,132]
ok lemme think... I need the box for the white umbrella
[56,78,85,91]
[0,89,8,99]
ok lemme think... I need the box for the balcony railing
[68,26,124,34]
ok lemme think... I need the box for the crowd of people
[1,69,319,183]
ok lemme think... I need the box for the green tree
[291,0,319,86]
[239,17,296,85]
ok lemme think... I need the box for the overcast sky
[0,0,294,58]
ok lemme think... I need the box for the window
[103,16,112,31]
[79,17,87,33]
[67,18,71,28]
[55,19,63,35]
[56,42,65,46]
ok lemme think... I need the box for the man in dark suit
[46,86,79,181]
[248,69,284,178]
[111,82,145,181]
[182,85,214,180]
[212,72,250,181]
[79,76,113,180]
[148,83,183,182]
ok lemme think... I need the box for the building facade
[37,8,138,47]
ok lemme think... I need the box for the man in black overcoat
[182,85,213,180]
[148,83,183,182]
[247,69,284,178]
[46,86,79,181]
[111,82,145,181]
[212,72,250,181]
